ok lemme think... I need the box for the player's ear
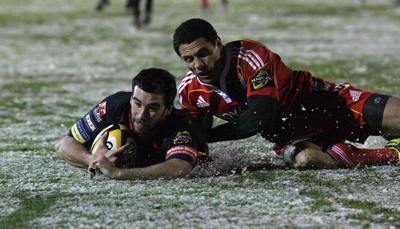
[215,36,222,48]
[165,105,173,117]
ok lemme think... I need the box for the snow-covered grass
[1,0,399,228]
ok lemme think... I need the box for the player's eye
[183,56,194,63]
[148,106,159,112]
[197,49,211,58]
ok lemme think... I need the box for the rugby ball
[91,124,137,168]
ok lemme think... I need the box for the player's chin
[197,76,213,84]
[133,124,150,135]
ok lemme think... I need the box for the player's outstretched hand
[88,132,131,179]
[92,131,132,166]
[88,153,117,179]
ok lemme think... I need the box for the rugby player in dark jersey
[173,18,400,169]
[55,68,201,180]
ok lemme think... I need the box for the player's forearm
[55,136,92,168]
[207,121,256,142]
[110,158,192,180]
[207,95,277,143]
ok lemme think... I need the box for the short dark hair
[132,68,177,107]
[173,18,218,56]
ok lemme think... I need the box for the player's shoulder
[226,40,270,73]
[226,39,267,51]
[100,91,131,115]
[103,91,131,103]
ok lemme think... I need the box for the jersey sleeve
[237,40,291,103]
[165,130,199,167]
[67,91,130,149]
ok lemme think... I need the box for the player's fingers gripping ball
[91,124,137,168]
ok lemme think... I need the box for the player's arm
[55,136,93,168]
[56,134,130,170]
[55,93,124,168]
[89,133,193,180]
[92,156,192,180]
[207,95,277,142]
[90,127,197,180]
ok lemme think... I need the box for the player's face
[130,86,172,135]
[178,37,223,85]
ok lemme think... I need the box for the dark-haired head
[132,68,177,107]
[173,18,218,56]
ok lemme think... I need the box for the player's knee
[283,143,322,169]
[381,96,400,137]
[293,150,315,169]
[293,149,339,170]
[283,145,317,169]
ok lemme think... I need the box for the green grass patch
[340,198,400,225]
[1,192,58,228]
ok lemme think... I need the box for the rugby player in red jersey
[173,18,400,169]
[201,0,228,13]
[55,68,201,180]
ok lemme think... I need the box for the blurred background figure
[201,0,228,13]
[127,0,154,28]
[95,0,154,28]
[95,0,110,11]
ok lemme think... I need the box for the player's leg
[326,142,399,167]
[284,141,339,169]
[221,0,228,10]
[285,140,399,169]
[126,0,133,10]
[381,96,400,137]
[201,0,208,12]
[364,94,400,158]
[96,0,110,11]
[143,0,153,25]
[294,141,339,169]
[128,0,141,28]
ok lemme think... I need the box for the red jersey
[178,40,374,148]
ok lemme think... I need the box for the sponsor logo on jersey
[71,120,90,143]
[196,96,210,107]
[166,146,198,161]
[173,131,192,145]
[99,101,107,117]
[93,101,107,122]
[250,70,273,91]
[84,114,97,133]
[374,96,382,104]
[93,108,101,122]
[349,90,362,102]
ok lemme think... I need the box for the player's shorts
[336,83,374,126]
[337,83,389,134]
[274,83,389,156]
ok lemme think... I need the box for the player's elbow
[54,137,68,160]
[255,118,272,132]
[55,139,62,158]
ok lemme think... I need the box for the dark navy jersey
[68,91,199,167]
